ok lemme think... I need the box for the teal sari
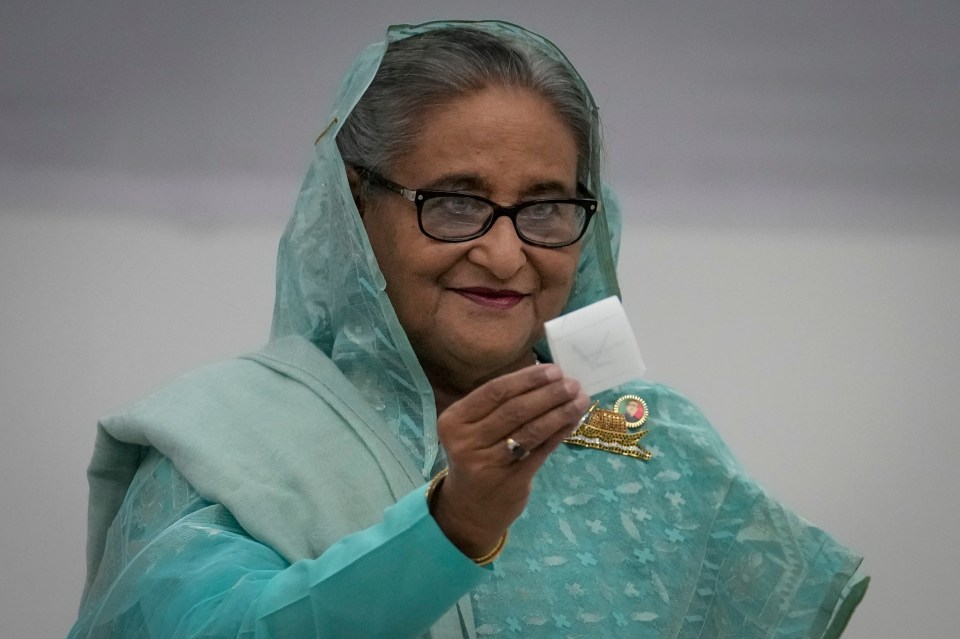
[71,20,866,638]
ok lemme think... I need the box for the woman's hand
[430,364,590,558]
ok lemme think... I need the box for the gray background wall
[2,1,958,636]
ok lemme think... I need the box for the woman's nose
[466,216,527,280]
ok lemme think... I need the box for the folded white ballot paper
[544,296,646,396]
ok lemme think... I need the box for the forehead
[391,86,579,194]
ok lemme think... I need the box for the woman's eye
[525,202,561,218]
[435,197,488,217]
[521,202,572,224]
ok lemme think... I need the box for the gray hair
[336,26,598,186]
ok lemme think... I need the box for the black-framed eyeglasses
[355,166,598,248]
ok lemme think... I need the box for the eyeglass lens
[420,196,587,246]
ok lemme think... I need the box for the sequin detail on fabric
[565,395,653,460]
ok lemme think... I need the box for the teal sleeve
[70,450,486,638]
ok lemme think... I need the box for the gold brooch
[564,395,652,460]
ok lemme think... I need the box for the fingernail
[563,378,581,395]
[574,393,590,411]
[542,365,562,381]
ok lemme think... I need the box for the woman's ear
[345,166,364,217]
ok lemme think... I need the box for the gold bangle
[471,530,508,566]
[426,467,449,513]
[425,467,509,566]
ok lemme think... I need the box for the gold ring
[505,437,529,461]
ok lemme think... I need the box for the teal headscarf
[269,21,622,476]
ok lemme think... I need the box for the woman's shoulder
[91,335,423,563]
[101,336,338,433]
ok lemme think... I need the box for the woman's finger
[444,374,583,445]
[443,364,564,423]
[498,390,590,457]
[438,377,583,462]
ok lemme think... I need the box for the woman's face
[359,86,582,391]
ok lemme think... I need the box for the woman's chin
[421,339,536,388]
[471,347,535,375]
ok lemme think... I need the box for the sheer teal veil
[269,21,622,476]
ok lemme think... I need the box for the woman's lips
[453,287,528,310]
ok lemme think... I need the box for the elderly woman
[70,21,866,638]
